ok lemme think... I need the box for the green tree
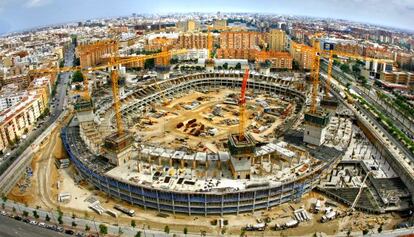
[362,229,369,235]
[23,211,29,217]
[85,225,90,231]
[72,221,77,227]
[240,228,246,237]
[12,207,16,212]
[1,194,6,203]
[223,63,228,70]
[45,214,50,222]
[33,210,39,219]
[57,216,63,224]
[72,70,84,83]
[340,64,351,73]
[131,220,136,228]
[144,58,155,69]
[135,231,142,237]
[164,225,170,234]
[235,63,242,70]
[184,227,188,235]
[99,224,108,235]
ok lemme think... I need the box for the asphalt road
[0,215,68,237]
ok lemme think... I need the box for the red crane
[239,69,249,140]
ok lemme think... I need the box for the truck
[284,219,299,229]
[320,211,336,223]
[244,222,266,231]
[312,200,321,213]
[114,205,135,217]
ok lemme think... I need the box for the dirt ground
[6,111,403,236]
[133,89,285,152]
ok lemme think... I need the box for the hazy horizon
[0,0,414,35]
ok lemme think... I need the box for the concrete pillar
[169,158,172,167]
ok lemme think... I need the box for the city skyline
[0,0,414,35]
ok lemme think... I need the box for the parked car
[38,222,46,227]
[14,215,22,221]
[65,229,75,235]
[30,220,38,225]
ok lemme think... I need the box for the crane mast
[239,69,250,140]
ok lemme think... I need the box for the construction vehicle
[243,222,266,231]
[320,210,337,223]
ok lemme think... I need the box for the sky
[0,0,413,34]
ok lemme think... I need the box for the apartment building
[266,51,293,69]
[177,33,208,49]
[380,71,414,89]
[268,29,286,51]
[220,31,260,50]
[0,92,46,152]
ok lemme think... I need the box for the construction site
[5,36,414,236]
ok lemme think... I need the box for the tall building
[176,20,198,32]
[177,33,208,49]
[220,31,260,50]
[268,29,286,51]
[187,20,196,32]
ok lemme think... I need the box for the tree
[135,231,142,237]
[235,63,242,70]
[33,210,39,219]
[144,58,155,69]
[164,225,170,234]
[340,64,351,73]
[223,63,228,70]
[118,227,123,236]
[72,70,84,83]
[378,225,383,233]
[72,221,77,227]
[45,214,50,222]
[1,203,4,210]
[12,207,16,212]
[99,224,108,235]
[73,57,80,66]
[57,215,63,224]
[0,194,6,203]
[184,227,188,235]
[362,229,369,235]
[85,225,90,231]
[131,220,136,228]
[23,211,29,217]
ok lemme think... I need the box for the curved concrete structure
[62,72,342,215]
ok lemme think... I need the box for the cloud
[25,0,52,8]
